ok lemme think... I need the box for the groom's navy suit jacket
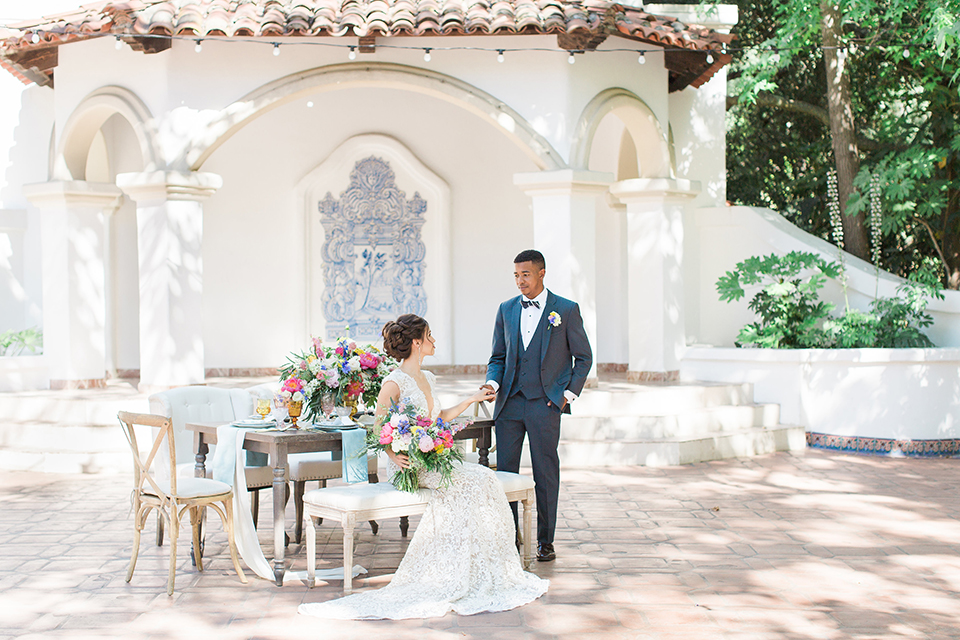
[486,291,593,420]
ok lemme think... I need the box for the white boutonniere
[547,311,562,328]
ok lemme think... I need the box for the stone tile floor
[1,450,959,639]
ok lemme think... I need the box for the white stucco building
[3,0,958,400]
[0,0,743,392]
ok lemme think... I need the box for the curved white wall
[687,206,960,348]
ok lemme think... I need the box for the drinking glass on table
[255,397,271,421]
[320,391,335,420]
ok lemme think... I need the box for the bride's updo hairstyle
[382,314,429,361]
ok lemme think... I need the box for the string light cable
[4,29,926,64]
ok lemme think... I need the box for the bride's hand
[386,449,411,469]
[472,386,496,404]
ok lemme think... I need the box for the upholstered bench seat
[303,471,536,594]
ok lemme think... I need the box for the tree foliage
[722,0,960,288]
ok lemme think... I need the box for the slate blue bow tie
[521,299,540,309]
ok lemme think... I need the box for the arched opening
[55,88,160,378]
[574,90,674,367]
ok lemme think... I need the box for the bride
[299,314,549,619]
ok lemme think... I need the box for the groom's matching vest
[510,313,547,400]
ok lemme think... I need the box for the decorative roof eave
[1,1,734,91]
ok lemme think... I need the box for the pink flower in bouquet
[345,380,364,397]
[323,368,340,387]
[298,360,308,370]
[282,378,304,394]
[415,415,432,428]
[359,352,380,370]
[418,435,435,452]
[378,424,394,445]
[311,336,323,358]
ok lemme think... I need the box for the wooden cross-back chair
[117,411,247,596]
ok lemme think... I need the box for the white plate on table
[233,418,277,428]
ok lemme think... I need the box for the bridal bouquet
[367,398,471,493]
[279,335,397,420]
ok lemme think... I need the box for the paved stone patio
[2,450,959,639]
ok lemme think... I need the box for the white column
[117,171,222,391]
[514,170,613,384]
[22,181,123,389]
[610,178,699,381]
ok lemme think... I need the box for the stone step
[0,448,131,475]
[570,382,756,415]
[561,404,780,440]
[0,421,147,454]
[435,380,757,416]
[0,391,147,425]
[557,424,806,467]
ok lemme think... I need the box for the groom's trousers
[496,393,562,546]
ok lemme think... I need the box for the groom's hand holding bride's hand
[479,384,496,403]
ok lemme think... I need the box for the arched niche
[296,133,453,363]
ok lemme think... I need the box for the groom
[483,249,593,562]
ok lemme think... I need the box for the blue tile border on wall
[807,432,960,457]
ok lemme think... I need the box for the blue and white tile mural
[319,156,427,340]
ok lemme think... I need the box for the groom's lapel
[540,291,556,364]
[508,296,523,353]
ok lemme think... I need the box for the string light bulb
[706,53,714,64]
[31,32,40,44]
[568,51,576,64]
[273,43,280,56]
[194,39,202,53]
[423,48,432,62]
[902,47,910,58]
[497,49,504,63]
[348,46,357,60]
[638,51,646,64]
[115,36,123,50]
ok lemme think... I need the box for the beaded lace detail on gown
[298,369,549,620]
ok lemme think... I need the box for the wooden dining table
[187,419,493,586]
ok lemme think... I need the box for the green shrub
[716,252,840,348]
[717,253,941,348]
[0,327,43,356]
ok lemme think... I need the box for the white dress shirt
[486,288,577,404]
[519,288,549,350]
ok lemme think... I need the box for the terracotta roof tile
[1,1,733,89]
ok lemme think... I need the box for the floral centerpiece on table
[366,398,471,493]
[279,335,397,421]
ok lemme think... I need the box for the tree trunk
[820,1,870,260]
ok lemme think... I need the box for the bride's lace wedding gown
[298,369,549,620]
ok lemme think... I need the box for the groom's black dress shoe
[537,543,556,562]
